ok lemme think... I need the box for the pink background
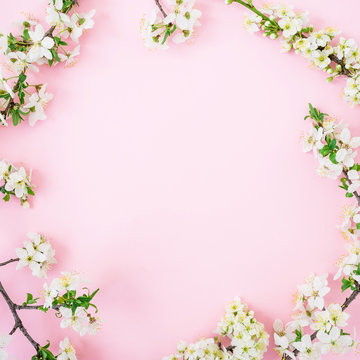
[1,0,360,359]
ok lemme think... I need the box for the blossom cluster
[0,233,101,360]
[0,0,95,127]
[302,104,360,196]
[0,334,77,360]
[15,232,56,278]
[336,204,360,292]
[141,0,201,49]
[273,273,356,359]
[0,159,34,207]
[227,1,360,106]
[42,272,102,336]
[163,297,269,360]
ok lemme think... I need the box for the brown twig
[0,281,40,351]
[155,0,167,17]
[0,258,19,267]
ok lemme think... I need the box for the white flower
[0,160,10,181]
[292,335,322,360]
[317,157,342,180]
[281,40,292,53]
[302,127,323,153]
[53,272,81,292]
[78,10,96,31]
[55,0,63,11]
[0,67,14,98]
[298,274,330,310]
[60,306,89,335]
[317,327,353,354]
[339,127,360,150]
[243,13,261,34]
[310,310,331,332]
[278,17,298,39]
[312,50,331,69]
[23,84,53,126]
[335,148,356,168]
[84,315,102,335]
[177,341,187,352]
[59,45,80,67]
[7,51,39,73]
[58,338,77,360]
[62,14,83,43]
[141,10,168,49]
[164,1,201,31]
[347,170,360,193]
[273,319,296,349]
[15,232,56,278]
[4,167,30,198]
[275,4,295,18]
[27,24,55,62]
[327,303,349,327]
[42,282,58,308]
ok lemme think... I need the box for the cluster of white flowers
[0,334,77,360]
[302,105,360,188]
[336,204,360,289]
[228,1,360,106]
[0,235,101,359]
[274,274,356,359]
[163,297,269,360]
[43,272,102,336]
[141,0,201,49]
[0,160,34,207]
[0,0,95,127]
[15,232,56,278]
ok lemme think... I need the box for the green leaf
[27,187,35,196]
[319,145,330,157]
[329,152,338,164]
[329,139,336,150]
[346,192,354,198]
[341,277,352,292]
[3,193,10,201]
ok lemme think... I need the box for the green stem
[233,0,279,29]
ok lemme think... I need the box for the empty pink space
[1,0,360,359]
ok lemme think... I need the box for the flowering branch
[0,160,34,207]
[141,0,201,48]
[163,298,269,360]
[281,281,360,360]
[0,233,101,359]
[226,1,360,105]
[0,0,95,127]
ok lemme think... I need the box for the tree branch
[282,281,360,360]
[155,0,167,17]
[233,0,354,78]
[1,23,56,121]
[0,281,39,351]
[0,258,19,267]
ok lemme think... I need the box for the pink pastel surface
[1,0,360,359]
